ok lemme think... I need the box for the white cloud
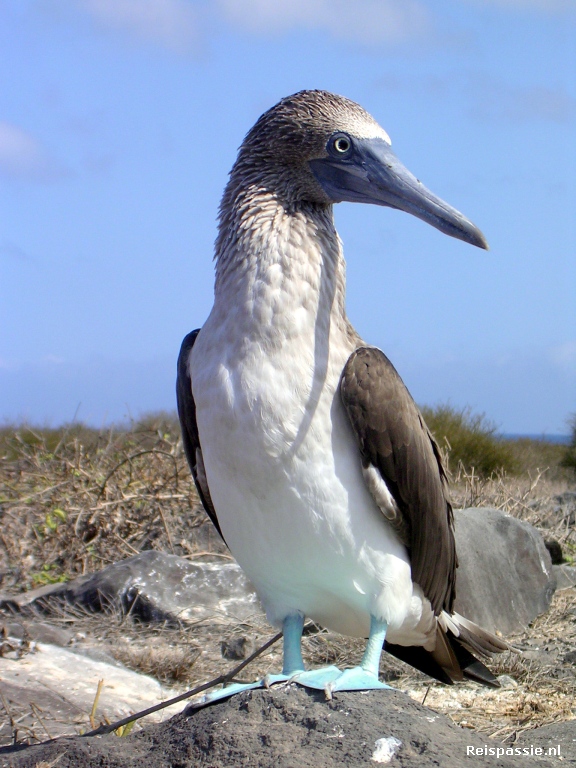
[73,0,198,52]
[0,121,68,181]
[550,341,576,370]
[465,0,576,13]
[216,0,432,44]
[467,74,576,124]
[377,71,576,124]
[0,240,31,261]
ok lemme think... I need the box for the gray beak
[310,136,488,250]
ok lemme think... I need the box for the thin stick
[81,630,283,738]
[30,702,54,741]
[158,506,175,555]
[183,551,234,560]
[0,686,17,744]
[89,679,105,730]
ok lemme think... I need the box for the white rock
[372,736,402,763]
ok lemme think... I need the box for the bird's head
[232,89,487,249]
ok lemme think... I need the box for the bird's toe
[289,665,342,690]
[324,666,392,699]
[199,680,264,705]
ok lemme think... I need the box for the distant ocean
[498,433,571,445]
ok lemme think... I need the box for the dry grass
[0,418,225,592]
[49,600,207,687]
[449,462,576,562]
[399,586,576,739]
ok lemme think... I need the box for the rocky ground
[0,579,574,748]
[3,685,575,768]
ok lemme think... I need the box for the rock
[514,720,576,763]
[553,564,576,590]
[221,635,252,660]
[554,490,576,521]
[26,619,76,647]
[0,621,31,660]
[0,616,77,650]
[5,551,261,625]
[1,685,572,768]
[0,580,66,611]
[453,508,556,635]
[0,641,183,744]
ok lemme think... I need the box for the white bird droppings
[371,736,402,763]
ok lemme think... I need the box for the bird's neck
[213,186,351,341]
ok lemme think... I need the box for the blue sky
[1,0,575,434]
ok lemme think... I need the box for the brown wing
[176,329,224,541]
[340,346,456,614]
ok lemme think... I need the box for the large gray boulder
[58,550,260,623]
[68,550,262,623]
[3,550,260,625]
[453,508,556,635]
[553,564,576,591]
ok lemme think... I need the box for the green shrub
[560,413,576,475]
[504,437,567,480]
[419,404,517,478]
[0,421,102,460]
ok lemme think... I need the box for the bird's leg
[199,614,390,705]
[282,612,306,674]
[261,612,307,687]
[198,613,306,704]
[359,615,388,677]
[284,616,342,691]
[324,615,391,698]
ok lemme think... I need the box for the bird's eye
[330,134,352,156]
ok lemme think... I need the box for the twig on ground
[0,686,18,745]
[29,702,54,742]
[89,679,105,730]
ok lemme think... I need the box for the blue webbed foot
[199,680,265,705]
[324,665,391,699]
[197,671,304,706]
[197,614,392,704]
[289,665,342,690]
[262,672,296,687]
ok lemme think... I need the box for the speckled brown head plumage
[220,90,391,211]
[240,90,390,163]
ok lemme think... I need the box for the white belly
[190,319,423,641]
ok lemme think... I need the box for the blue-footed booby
[177,90,508,699]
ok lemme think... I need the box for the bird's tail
[384,612,512,688]
[437,611,513,688]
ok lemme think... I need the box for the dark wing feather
[176,329,224,541]
[340,346,456,615]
